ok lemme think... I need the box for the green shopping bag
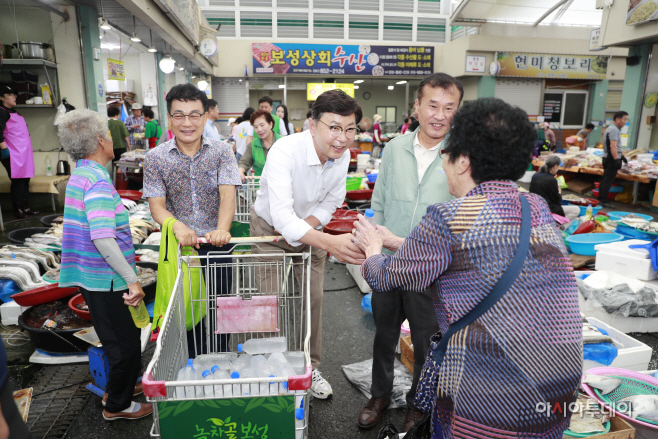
[152,217,206,334]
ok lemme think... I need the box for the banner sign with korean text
[107,59,125,81]
[494,52,609,80]
[252,43,433,76]
[307,83,354,100]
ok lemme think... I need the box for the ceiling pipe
[449,0,475,26]
[532,0,571,26]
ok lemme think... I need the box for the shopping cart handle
[197,236,283,244]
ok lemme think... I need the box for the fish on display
[0,259,42,283]
[618,395,658,421]
[3,245,60,267]
[581,373,622,395]
[0,250,51,271]
[0,266,46,290]
[582,323,614,345]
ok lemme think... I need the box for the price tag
[42,319,57,329]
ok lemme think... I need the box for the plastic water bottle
[284,351,306,376]
[585,204,593,219]
[269,352,296,393]
[364,209,376,227]
[129,302,150,328]
[211,365,228,397]
[230,371,241,396]
[240,367,258,396]
[295,397,305,439]
[251,355,276,394]
[176,359,196,398]
[45,156,53,176]
[238,337,287,355]
[202,370,214,397]
[231,354,252,375]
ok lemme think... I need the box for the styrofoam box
[0,300,30,326]
[346,263,371,294]
[594,239,657,281]
[583,317,652,372]
[578,292,658,333]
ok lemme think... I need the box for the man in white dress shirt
[251,89,365,399]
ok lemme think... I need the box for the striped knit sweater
[362,181,583,439]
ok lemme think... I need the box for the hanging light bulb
[147,29,157,53]
[130,17,141,42]
[98,17,112,30]
[197,80,208,91]
[159,43,176,73]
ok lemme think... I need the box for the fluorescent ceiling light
[354,85,359,89]
[100,43,119,50]
[354,80,364,84]
[148,46,157,53]
[388,86,394,90]
[396,80,407,84]
[278,84,285,88]
[178,66,184,70]
[130,34,141,42]
[99,17,112,30]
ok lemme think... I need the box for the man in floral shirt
[144,84,241,356]
[125,103,146,150]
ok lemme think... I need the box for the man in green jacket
[357,73,463,432]
[258,96,288,136]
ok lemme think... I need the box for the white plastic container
[346,263,371,294]
[0,301,30,326]
[637,153,654,163]
[583,317,652,372]
[594,239,657,281]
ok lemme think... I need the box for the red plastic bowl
[345,189,373,201]
[324,219,356,235]
[569,197,600,207]
[117,190,143,201]
[367,181,376,189]
[11,283,79,307]
[68,294,92,321]
[332,210,359,220]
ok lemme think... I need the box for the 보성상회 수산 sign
[252,43,433,76]
[494,52,609,80]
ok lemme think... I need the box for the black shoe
[358,396,391,429]
[22,200,40,216]
[12,202,27,219]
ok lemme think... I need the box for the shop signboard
[107,59,125,81]
[542,93,563,124]
[465,55,486,73]
[307,83,354,100]
[252,43,433,76]
[589,28,607,52]
[627,0,658,26]
[493,52,609,80]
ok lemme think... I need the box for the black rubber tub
[18,312,90,354]
[39,214,63,227]
[7,227,50,245]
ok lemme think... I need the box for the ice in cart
[144,236,313,438]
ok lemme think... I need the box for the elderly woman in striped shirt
[353,98,582,439]
[57,109,152,422]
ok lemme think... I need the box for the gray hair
[539,155,561,174]
[57,109,111,161]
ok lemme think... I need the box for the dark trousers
[186,243,233,358]
[114,148,127,159]
[598,157,621,202]
[0,379,32,439]
[80,286,141,413]
[1,157,30,204]
[371,288,439,408]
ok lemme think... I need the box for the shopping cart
[143,236,312,439]
[234,176,261,224]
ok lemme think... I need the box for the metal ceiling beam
[112,0,213,75]
[449,0,475,26]
[532,0,570,27]
[29,0,70,19]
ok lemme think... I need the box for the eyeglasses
[317,119,360,138]
[169,111,205,122]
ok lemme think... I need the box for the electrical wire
[7,0,22,58]
[1,323,30,346]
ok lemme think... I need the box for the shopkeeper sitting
[237,109,281,182]
[529,155,580,221]
[0,84,39,219]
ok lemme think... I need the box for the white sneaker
[311,369,333,399]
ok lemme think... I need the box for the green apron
[251,132,282,176]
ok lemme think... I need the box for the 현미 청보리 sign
[493,52,609,80]
[252,43,433,76]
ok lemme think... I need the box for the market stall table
[112,160,143,185]
[0,175,69,232]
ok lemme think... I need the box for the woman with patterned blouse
[353,98,582,439]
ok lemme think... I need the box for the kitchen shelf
[0,59,57,69]
[15,104,55,108]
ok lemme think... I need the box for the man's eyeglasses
[170,112,205,122]
[317,119,360,138]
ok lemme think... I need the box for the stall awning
[451,0,603,27]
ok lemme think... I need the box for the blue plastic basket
[607,211,653,222]
[615,223,658,241]
[566,233,624,256]
[366,173,378,183]
[578,205,602,216]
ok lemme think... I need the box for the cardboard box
[563,416,635,439]
[400,336,413,374]
[566,178,595,194]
